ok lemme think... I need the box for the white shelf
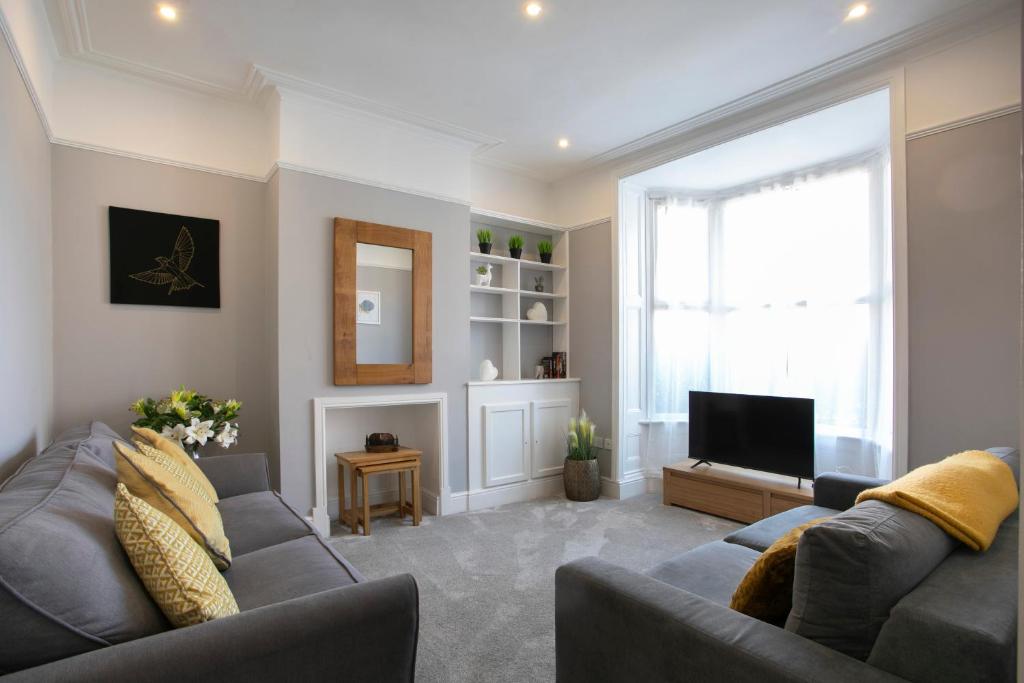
[470,252,565,271]
[470,285,518,295]
[470,316,519,324]
[470,208,567,236]
[466,378,581,386]
[520,290,566,299]
[521,320,567,326]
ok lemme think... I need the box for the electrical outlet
[603,437,612,450]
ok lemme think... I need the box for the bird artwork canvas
[109,206,220,308]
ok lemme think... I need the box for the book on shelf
[553,352,566,379]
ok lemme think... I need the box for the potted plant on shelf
[563,411,600,501]
[538,239,554,264]
[508,234,524,259]
[475,263,493,287]
[477,229,493,254]
[130,386,242,459]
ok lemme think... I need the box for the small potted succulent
[508,234,524,259]
[564,411,600,501]
[538,239,554,264]
[477,229,493,255]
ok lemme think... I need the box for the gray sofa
[556,448,1019,683]
[0,422,418,681]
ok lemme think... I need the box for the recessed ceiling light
[845,4,868,20]
[525,3,543,18]
[557,138,570,149]
[158,4,178,21]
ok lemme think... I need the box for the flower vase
[184,443,202,460]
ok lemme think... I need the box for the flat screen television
[688,391,814,479]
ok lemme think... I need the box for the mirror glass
[355,243,414,364]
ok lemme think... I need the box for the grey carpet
[330,492,741,682]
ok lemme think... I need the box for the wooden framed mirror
[333,217,432,385]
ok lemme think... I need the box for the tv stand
[664,459,813,524]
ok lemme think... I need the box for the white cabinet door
[484,402,530,488]
[531,399,571,478]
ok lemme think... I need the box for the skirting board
[448,475,565,513]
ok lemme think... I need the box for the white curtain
[644,154,893,478]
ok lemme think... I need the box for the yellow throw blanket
[856,450,1018,551]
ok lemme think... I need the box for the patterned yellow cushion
[114,483,238,627]
[115,441,232,570]
[131,425,219,502]
[133,441,215,505]
[730,517,830,625]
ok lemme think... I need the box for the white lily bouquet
[130,386,241,458]
[566,411,597,461]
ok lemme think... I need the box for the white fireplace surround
[312,393,450,537]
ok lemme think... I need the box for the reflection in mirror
[356,243,413,364]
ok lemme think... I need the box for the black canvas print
[109,206,220,308]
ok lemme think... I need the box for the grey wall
[355,265,412,364]
[907,112,1022,469]
[0,32,53,480]
[50,147,271,458]
[274,168,469,514]
[569,221,614,476]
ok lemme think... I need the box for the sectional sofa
[556,448,1019,683]
[0,422,418,682]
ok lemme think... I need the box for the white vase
[479,359,499,381]
[475,263,493,287]
[526,301,548,321]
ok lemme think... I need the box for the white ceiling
[628,89,890,191]
[45,0,993,179]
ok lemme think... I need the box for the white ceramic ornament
[479,359,499,381]
[474,263,493,287]
[526,301,548,322]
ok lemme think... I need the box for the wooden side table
[335,448,422,535]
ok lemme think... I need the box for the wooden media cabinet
[663,459,813,523]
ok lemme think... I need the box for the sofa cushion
[785,500,957,660]
[115,483,239,628]
[867,514,1018,682]
[225,536,363,611]
[115,441,232,569]
[0,423,169,673]
[645,541,760,606]
[217,490,315,556]
[131,425,219,502]
[724,505,838,552]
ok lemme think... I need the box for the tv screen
[688,391,814,479]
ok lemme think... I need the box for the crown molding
[53,0,243,99]
[905,103,1021,141]
[571,0,1018,177]
[248,65,503,154]
[0,4,54,139]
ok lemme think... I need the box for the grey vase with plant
[508,234,524,259]
[564,411,600,501]
[538,239,554,264]
[477,229,493,254]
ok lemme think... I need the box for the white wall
[470,160,554,224]
[0,26,52,480]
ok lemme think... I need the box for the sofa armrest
[196,452,271,498]
[556,557,900,683]
[4,574,418,683]
[812,472,888,510]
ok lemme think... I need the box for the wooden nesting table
[335,448,422,535]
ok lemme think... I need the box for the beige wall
[0,30,52,479]
[569,222,614,477]
[273,168,470,514]
[50,147,271,456]
[907,112,1022,468]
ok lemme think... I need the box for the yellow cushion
[131,425,219,502]
[114,483,238,627]
[730,517,830,625]
[133,441,216,506]
[115,441,232,570]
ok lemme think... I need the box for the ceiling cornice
[246,65,503,154]
[570,0,1018,177]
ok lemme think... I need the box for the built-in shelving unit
[469,209,572,382]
